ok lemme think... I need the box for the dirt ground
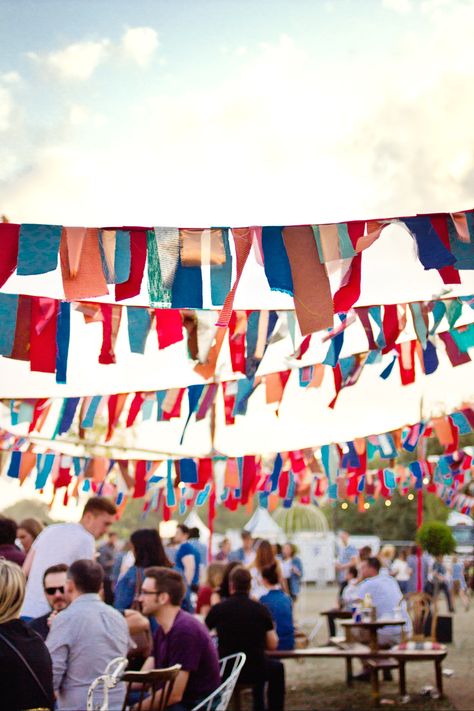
[246,585,473,711]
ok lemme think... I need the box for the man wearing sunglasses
[29,564,69,640]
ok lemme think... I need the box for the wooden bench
[267,645,448,706]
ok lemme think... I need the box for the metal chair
[121,665,182,711]
[192,653,246,711]
[87,657,129,711]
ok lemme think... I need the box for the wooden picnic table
[340,618,405,652]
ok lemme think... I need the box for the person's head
[339,530,350,546]
[410,544,418,555]
[219,561,240,598]
[17,518,44,553]
[0,516,18,546]
[206,562,225,590]
[80,497,116,540]
[43,564,68,612]
[360,557,381,580]
[107,531,119,546]
[229,566,251,596]
[346,565,358,581]
[452,555,458,564]
[0,559,25,624]
[66,559,104,601]
[255,540,275,571]
[397,549,407,562]
[188,527,200,540]
[174,524,190,544]
[380,545,395,564]
[261,563,280,588]
[130,528,172,569]
[272,543,282,557]
[139,567,186,617]
[219,538,231,555]
[241,530,253,551]
[359,545,372,561]
[282,542,296,560]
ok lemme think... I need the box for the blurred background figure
[249,540,287,599]
[97,531,120,604]
[229,530,256,565]
[335,531,358,597]
[451,556,470,612]
[260,563,295,650]
[196,562,225,617]
[390,549,412,595]
[188,526,208,580]
[280,543,303,602]
[0,559,55,711]
[214,537,232,562]
[0,516,25,566]
[379,544,396,573]
[17,518,44,555]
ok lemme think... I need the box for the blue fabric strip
[232,377,255,416]
[430,301,446,334]
[422,340,439,374]
[171,252,203,308]
[262,226,293,295]
[323,330,344,366]
[35,453,55,488]
[450,411,472,435]
[210,228,232,306]
[141,400,154,421]
[269,453,283,492]
[81,396,102,428]
[58,397,80,434]
[127,307,151,353]
[403,216,456,269]
[0,294,18,356]
[339,355,356,382]
[156,391,166,420]
[245,311,260,378]
[369,307,385,349]
[180,458,198,483]
[115,230,131,284]
[56,302,70,384]
[409,461,424,490]
[346,441,361,469]
[180,384,205,444]
[337,223,356,259]
[166,460,176,506]
[17,224,62,275]
[7,451,22,478]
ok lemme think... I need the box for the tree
[1,499,56,525]
[416,521,456,556]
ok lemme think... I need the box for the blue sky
[0,0,473,225]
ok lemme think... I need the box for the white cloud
[121,27,159,67]
[68,104,107,127]
[0,87,13,131]
[382,0,413,12]
[1,71,21,84]
[45,39,109,80]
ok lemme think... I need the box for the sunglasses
[45,586,65,595]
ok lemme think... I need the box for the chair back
[121,665,182,711]
[192,653,246,711]
[405,592,437,641]
[87,657,128,711]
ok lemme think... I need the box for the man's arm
[137,670,190,711]
[181,554,195,586]
[22,548,35,577]
[265,629,278,651]
[46,617,70,695]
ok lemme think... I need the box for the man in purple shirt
[0,516,25,566]
[139,566,221,710]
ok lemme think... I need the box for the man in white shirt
[47,559,130,711]
[22,496,116,619]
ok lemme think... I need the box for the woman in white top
[390,549,412,595]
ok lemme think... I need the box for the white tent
[243,507,285,543]
[184,510,211,543]
[447,512,473,527]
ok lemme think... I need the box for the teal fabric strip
[127,307,151,353]
[312,225,325,263]
[17,224,62,275]
[147,230,172,307]
[210,228,232,306]
[337,223,356,259]
[166,460,176,506]
[368,306,385,349]
[445,299,462,328]
[450,323,474,352]
[114,230,131,284]
[81,396,102,428]
[430,301,446,334]
[0,294,18,355]
[410,302,428,348]
[448,214,474,269]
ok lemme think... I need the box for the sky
[1,0,474,517]
[1,0,474,226]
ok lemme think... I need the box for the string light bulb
[407,493,414,501]
[385,500,391,507]
[363,502,370,510]
[341,502,348,510]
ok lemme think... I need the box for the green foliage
[1,499,57,525]
[324,491,449,541]
[273,504,329,533]
[416,521,456,556]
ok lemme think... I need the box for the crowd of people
[0,503,473,711]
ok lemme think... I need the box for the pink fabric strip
[216,228,253,327]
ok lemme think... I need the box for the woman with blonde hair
[196,561,225,616]
[0,559,54,710]
[17,517,44,554]
[249,539,287,599]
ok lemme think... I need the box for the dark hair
[348,566,358,578]
[18,518,43,540]
[0,517,17,545]
[145,566,186,606]
[43,564,68,585]
[176,524,189,536]
[229,566,251,594]
[262,563,279,586]
[367,557,381,573]
[241,530,252,540]
[68,559,104,594]
[359,545,372,561]
[188,527,200,540]
[219,561,241,598]
[410,544,418,555]
[131,529,172,569]
[83,496,117,516]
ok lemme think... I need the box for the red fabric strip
[229,312,247,374]
[289,450,306,473]
[133,460,147,498]
[155,309,183,349]
[99,304,122,364]
[126,393,145,427]
[333,253,362,313]
[28,399,49,433]
[30,297,59,373]
[106,393,127,440]
[295,335,311,360]
[115,230,147,301]
[329,363,342,408]
[162,388,185,420]
[241,456,258,504]
[395,341,417,385]
[357,307,378,351]
[191,458,213,491]
[216,227,253,327]
[438,332,471,366]
[382,304,402,353]
[347,221,365,249]
[8,295,32,362]
[0,223,20,287]
[431,215,461,285]
[222,382,236,425]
